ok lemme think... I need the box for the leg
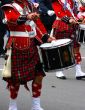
[8,83,20,110]
[31,75,44,110]
[73,46,85,79]
[56,71,66,79]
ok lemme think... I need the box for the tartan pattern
[53,20,80,47]
[74,52,81,64]
[53,20,71,32]
[4,39,45,84]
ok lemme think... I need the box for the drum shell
[77,24,85,44]
[40,41,75,71]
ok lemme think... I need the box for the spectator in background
[36,0,56,34]
[31,0,39,8]
[0,1,7,57]
[0,0,12,57]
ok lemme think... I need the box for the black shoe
[76,75,85,80]
[57,76,67,80]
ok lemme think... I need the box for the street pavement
[0,45,85,110]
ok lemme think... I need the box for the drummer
[51,0,85,80]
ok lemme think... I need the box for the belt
[10,31,36,38]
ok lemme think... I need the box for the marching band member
[77,0,85,23]
[1,0,55,110]
[51,0,85,79]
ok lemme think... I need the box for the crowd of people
[0,0,85,110]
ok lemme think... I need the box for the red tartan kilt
[53,20,74,38]
[3,40,45,84]
[52,20,80,47]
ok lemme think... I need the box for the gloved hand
[47,10,55,16]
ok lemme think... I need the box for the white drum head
[40,38,71,49]
[40,43,52,48]
[79,24,85,30]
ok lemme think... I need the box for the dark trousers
[40,14,56,34]
[0,25,6,54]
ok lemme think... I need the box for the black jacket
[37,0,56,33]
[37,0,53,14]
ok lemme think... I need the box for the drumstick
[50,28,54,37]
[76,22,85,24]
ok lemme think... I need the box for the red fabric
[74,52,81,64]
[9,84,20,99]
[53,20,72,32]
[34,18,47,36]
[32,83,42,97]
[4,39,45,84]
[52,19,77,38]
[2,1,47,50]
[52,2,72,19]
[80,6,85,12]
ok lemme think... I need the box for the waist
[10,31,36,38]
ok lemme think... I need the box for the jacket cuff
[61,16,70,24]
[42,34,49,43]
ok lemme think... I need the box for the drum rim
[40,39,72,49]
[46,63,76,72]
[79,24,85,30]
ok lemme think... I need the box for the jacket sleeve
[52,2,71,24]
[34,18,49,43]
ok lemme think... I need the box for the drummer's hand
[47,37,56,43]
[82,18,85,23]
[69,18,77,24]
[27,12,39,20]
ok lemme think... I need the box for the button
[9,10,11,12]
[58,12,60,14]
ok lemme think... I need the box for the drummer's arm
[35,18,56,43]
[35,30,56,44]
[42,34,56,43]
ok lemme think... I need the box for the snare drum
[40,39,75,71]
[77,24,85,43]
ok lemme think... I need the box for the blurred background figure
[0,1,7,57]
[31,0,39,8]
[0,0,12,58]
[77,0,85,22]
[36,0,56,34]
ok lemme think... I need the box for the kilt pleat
[4,40,45,84]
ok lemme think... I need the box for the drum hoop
[40,40,72,50]
[79,27,85,30]
[49,63,76,72]
[79,24,85,30]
